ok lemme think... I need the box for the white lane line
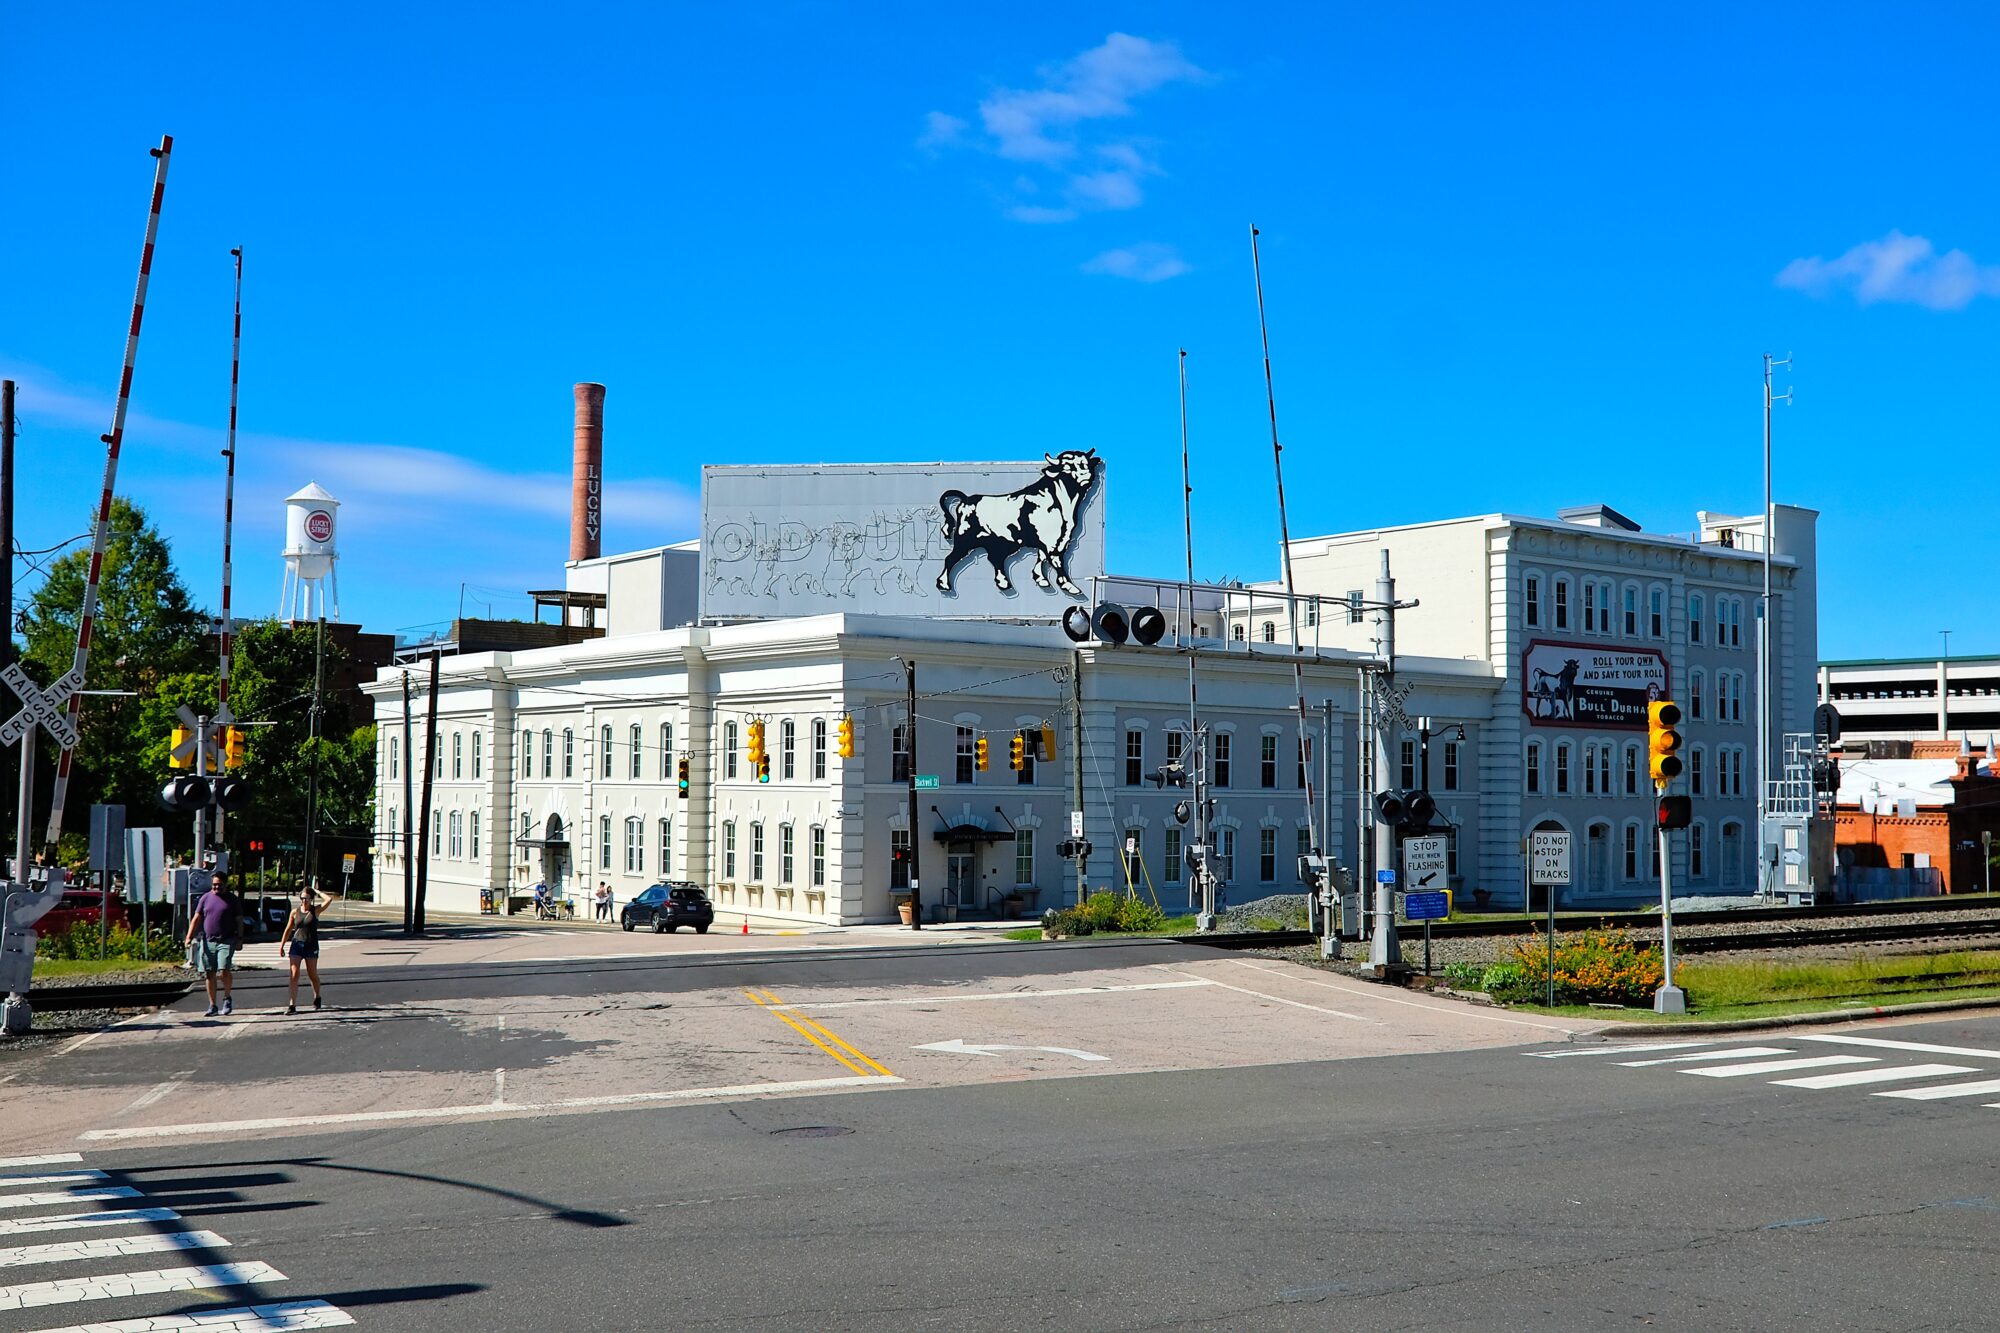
[0,1157,81,1171]
[1795,1034,2000,1060]
[1221,960,1584,1032]
[221,1009,286,1042]
[79,1073,903,1142]
[1876,1078,2000,1101]
[0,1259,283,1311]
[124,1077,186,1113]
[1619,1046,1795,1067]
[1527,1042,1716,1059]
[1772,1063,1978,1090]
[1683,1055,1876,1079]
[1165,969,1373,1022]
[783,979,1217,1011]
[22,1296,354,1333]
[0,1189,139,1211]
[0,1229,228,1269]
[0,1173,105,1190]
[0,1209,181,1237]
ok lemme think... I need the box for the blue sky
[6,4,1996,657]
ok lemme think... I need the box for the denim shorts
[287,941,320,960]
[193,938,236,974]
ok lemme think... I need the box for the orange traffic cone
[741,915,749,935]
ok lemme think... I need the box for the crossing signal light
[1648,701,1684,786]
[160,775,210,811]
[1009,733,1026,771]
[248,839,265,854]
[1373,789,1437,832]
[211,776,251,811]
[676,757,690,798]
[1656,795,1692,830]
[221,726,246,770]
[170,726,192,769]
[757,753,771,784]
[836,715,855,759]
[975,735,989,771]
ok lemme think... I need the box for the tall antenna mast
[217,247,243,728]
[1757,352,1791,903]
[46,135,174,849]
[1249,224,1320,859]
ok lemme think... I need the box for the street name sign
[913,775,939,790]
[1402,836,1448,889]
[1531,831,1572,885]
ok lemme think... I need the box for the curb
[1577,993,2000,1037]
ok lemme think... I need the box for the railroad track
[27,979,194,1011]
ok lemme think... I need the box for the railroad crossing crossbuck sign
[0,664,82,749]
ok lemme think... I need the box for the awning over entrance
[514,837,570,848]
[931,824,1015,845]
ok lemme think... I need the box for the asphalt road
[8,941,2000,1330]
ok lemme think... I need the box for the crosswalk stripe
[1796,1034,2000,1060]
[0,1229,228,1269]
[0,1173,105,1189]
[1618,1046,1793,1067]
[0,1188,139,1211]
[1771,1063,1978,1090]
[1527,1041,1714,1059]
[1875,1078,2000,1101]
[0,1209,180,1237]
[0,1157,82,1171]
[1682,1055,1876,1078]
[0,1259,284,1311]
[21,1297,354,1333]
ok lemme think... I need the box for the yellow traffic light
[747,719,765,766]
[676,757,690,798]
[1038,723,1056,763]
[975,735,989,771]
[222,726,246,770]
[1009,733,1026,770]
[757,753,771,784]
[169,726,191,769]
[1648,701,1684,787]
[836,715,854,759]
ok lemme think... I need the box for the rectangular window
[659,818,673,877]
[781,721,796,781]
[520,730,530,780]
[1691,824,1706,879]
[1399,739,1417,791]
[1717,601,1728,646]
[1584,744,1597,795]
[388,807,398,841]
[1347,590,1364,624]
[625,818,642,874]
[1015,827,1034,885]
[631,725,644,780]
[1524,576,1540,628]
[1305,600,1318,628]
[956,726,976,784]
[389,736,399,780]
[780,824,794,884]
[1554,580,1569,630]
[1555,744,1571,795]
[892,723,910,784]
[1623,587,1637,636]
[1601,583,1616,633]
[890,828,910,888]
[1126,728,1145,786]
[599,814,611,870]
[543,730,554,779]
[1218,828,1235,883]
[469,810,480,859]
[1624,825,1638,879]
[1691,676,1704,720]
[1691,748,1705,796]
[1624,746,1638,795]
[726,722,739,780]
[1730,603,1742,648]
[1526,745,1541,795]
[811,825,826,887]
[558,728,569,779]
[1583,582,1597,631]
[1649,589,1664,639]
[432,810,443,856]
[1164,828,1182,883]
[1213,733,1231,787]
[660,723,674,780]
[1598,746,1611,796]
[1017,728,1037,784]
[448,811,461,859]
[1260,735,1278,789]
[812,720,827,780]
[1297,737,1309,789]
[472,731,482,779]
[434,745,442,780]
[723,821,736,879]
[1259,828,1277,883]
[1166,730,1184,766]
[602,725,614,779]
[750,822,764,882]
[1443,741,1460,792]
[1690,595,1704,644]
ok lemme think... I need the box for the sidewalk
[328,896,1033,939]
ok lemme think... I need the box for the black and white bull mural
[935,449,1101,598]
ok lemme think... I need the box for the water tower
[281,482,340,622]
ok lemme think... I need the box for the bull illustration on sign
[935,449,1100,598]
[1528,659,1581,720]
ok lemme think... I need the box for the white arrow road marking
[913,1039,1108,1062]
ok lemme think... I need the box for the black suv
[621,882,715,934]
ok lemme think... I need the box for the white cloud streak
[1081,243,1190,283]
[1775,230,2000,311]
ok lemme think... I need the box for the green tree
[18,499,211,835]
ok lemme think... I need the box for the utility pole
[1369,550,1403,969]
[414,646,440,933]
[1071,648,1087,911]
[2,380,15,875]
[1757,353,1791,904]
[401,670,415,933]
[904,657,921,931]
[1176,349,1212,931]
[302,615,326,889]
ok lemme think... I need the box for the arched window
[1689,593,1704,644]
[1721,820,1744,888]
[1623,822,1640,880]
[1623,743,1640,795]
[1690,821,1707,881]
[724,721,739,779]
[1689,745,1705,796]
[1231,624,1245,642]
[630,724,643,779]
[723,820,737,878]
[1262,621,1276,643]
[601,725,614,778]
[1648,586,1665,639]
[1623,584,1638,637]
[1524,572,1542,628]
[1582,581,1597,633]
[1597,743,1611,797]
[1553,576,1571,630]
[520,729,531,779]
[448,810,463,858]
[1583,743,1598,795]
[750,822,765,881]
[1525,741,1543,795]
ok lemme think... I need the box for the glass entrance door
[947,852,977,908]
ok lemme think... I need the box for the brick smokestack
[571,382,604,562]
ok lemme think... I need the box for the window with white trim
[781,720,796,781]
[1689,593,1704,644]
[1649,587,1665,639]
[780,823,794,884]
[1443,741,1460,791]
[630,725,643,779]
[750,821,765,882]
[811,825,826,887]
[1553,577,1570,630]
[469,810,480,859]
[1623,586,1638,637]
[1126,727,1145,786]
[659,818,673,877]
[660,723,674,780]
[1526,742,1542,795]
[451,733,461,779]
[625,817,643,874]
[601,724,614,778]
[811,720,827,780]
[1213,733,1232,787]
[1524,575,1541,628]
[725,721,739,779]
[1261,735,1278,789]
[1555,742,1571,795]
[1163,828,1181,883]
[1259,827,1277,882]
[599,815,611,869]
[723,821,736,878]
[472,731,482,779]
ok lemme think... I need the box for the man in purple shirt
[184,872,244,1017]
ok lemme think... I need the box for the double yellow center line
[745,989,896,1079]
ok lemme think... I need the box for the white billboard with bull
[699,455,1107,620]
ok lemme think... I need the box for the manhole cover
[770,1125,853,1139]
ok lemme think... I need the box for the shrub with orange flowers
[1488,929,1665,1007]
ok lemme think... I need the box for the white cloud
[1081,243,1190,283]
[1776,230,2000,311]
[926,33,1203,224]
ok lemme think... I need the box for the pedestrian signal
[1009,733,1026,770]
[1647,701,1684,786]
[1656,795,1692,830]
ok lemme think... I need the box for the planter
[1001,896,1026,919]
[898,901,914,926]
[1472,889,1493,909]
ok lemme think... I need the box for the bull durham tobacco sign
[1521,639,1669,730]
